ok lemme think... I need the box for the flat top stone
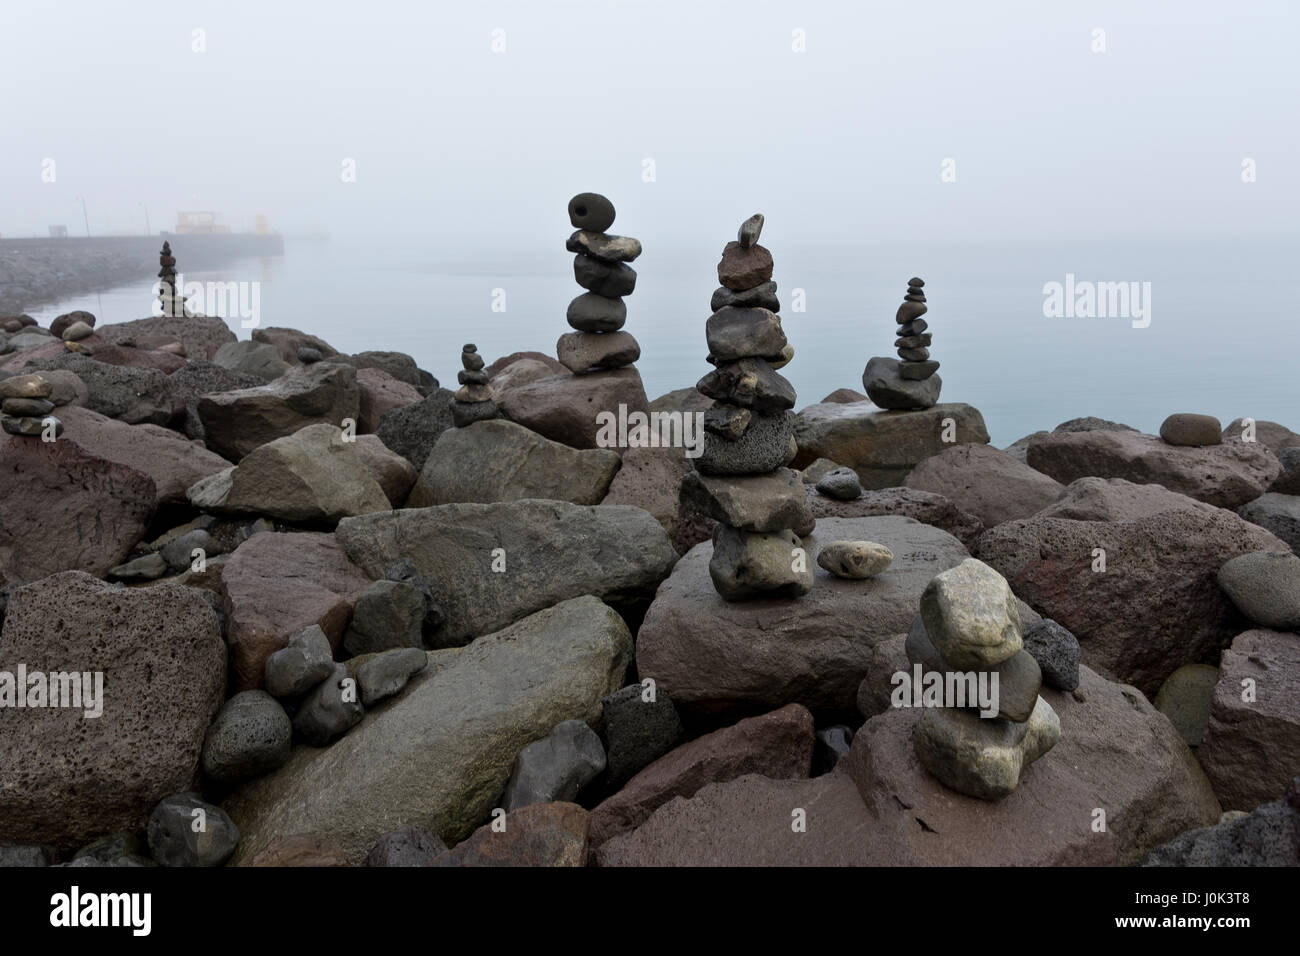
[635,515,970,714]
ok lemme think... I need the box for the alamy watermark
[152,272,261,328]
[1042,273,1151,328]
[595,403,705,458]
[0,665,103,718]
[890,664,1000,717]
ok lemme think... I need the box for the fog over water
[4,1,1298,444]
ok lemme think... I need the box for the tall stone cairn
[157,240,186,317]
[682,214,812,601]
[561,192,642,373]
[863,276,941,410]
[448,343,500,428]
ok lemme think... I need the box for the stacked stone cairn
[863,276,941,410]
[561,192,642,374]
[157,241,187,317]
[908,558,1060,799]
[680,214,812,601]
[0,373,62,438]
[449,344,500,428]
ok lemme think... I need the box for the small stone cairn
[449,344,500,428]
[863,276,941,410]
[0,373,62,438]
[908,558,1060,799]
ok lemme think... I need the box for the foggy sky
[2,0,1296,249]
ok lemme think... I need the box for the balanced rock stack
[157,241,187,317]
[448,344,500,427]
[0,373,62,438]
[908,558,1060,800]
[681,214,812,601]
[560,192,642,374]
[863,277,941,410]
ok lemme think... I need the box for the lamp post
[73,196,90,237]
[139,201,151,236]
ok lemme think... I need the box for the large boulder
[355,367,422,433]
[213,340,289,382]
[23,354,174,425]
[1142,786,1300,866]
[374,387,456,471]
[1197,630,1300,811]
[1221,417,1300,454]
[353,434,417,507]
[596,666,1220,866]
[344,351,435,394]
[588,703,814,848]
[792,401,990,489]
[904,443,1065,527]
[336,500,676,648]
[635,516,970,715]
[97,314,236,359]
[55,405,229,507]
[187,423,391,523]
[224,596,632,863]
[168,360,262,440]
[497,367,650,449]
[221,531,372,691]
[408,419,621,507]
[975,485,1287,696]
[600,445,693,538]
[1033,475,1217,521]
[1238,492,1300,555]
[804,485,984,549]
[431,802,591,867]
[0,573,226,851]
[1026,430,1281,509]
[0,434,155,582]
[197,362,360,462]
[81,343,187,375]
[251,327,339,364]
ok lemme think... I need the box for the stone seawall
[0,234,285,314]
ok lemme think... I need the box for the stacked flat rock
[0,373,62,438]
[560,192,642,374]
[688,214,811,601]
[448,344,500,428]
[863,277,941,410]
[909,558,1060,800]
[157,241,187,317]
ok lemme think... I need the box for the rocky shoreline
[0,235,283,314]
[0,219,1297,868]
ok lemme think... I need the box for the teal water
[27,237,1299,448]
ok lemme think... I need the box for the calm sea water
[27,237,1299,448]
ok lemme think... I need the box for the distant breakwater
[0,235,284,314]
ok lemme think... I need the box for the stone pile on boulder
[864,277,941,410]
[686,214,810,600]
[561,192,642,374]
[0,372,60,438]
[448,344,499,428]
[909,558,1060,800]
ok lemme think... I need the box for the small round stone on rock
[201,690,293,784]
[147,793,240,867]
[815,466,862,501]
[816,540,893,579]
[1159,413,1223,447]
[568,192,616,232]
